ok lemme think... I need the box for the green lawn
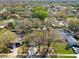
[58,56,76,58]
[52,43,74,54]
[51,43,76,58]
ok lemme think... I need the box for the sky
[0,0,78,2]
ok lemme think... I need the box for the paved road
[8,46,19,58]
[58,29,79,58]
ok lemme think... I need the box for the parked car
[72,47,79,54]
[9,49,14,53]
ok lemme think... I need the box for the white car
[72,47,79,54]
[10,49,14,53]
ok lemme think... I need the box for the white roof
[0,26,5,28]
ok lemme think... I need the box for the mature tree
[25,29,53,46]
[32,6,48,20]
[33,10,48,20]
[15,18,43,33]
[0,29,18,53]
[68,19,79,31]
[32,6,47,12]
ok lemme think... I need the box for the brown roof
[0,12,12,16]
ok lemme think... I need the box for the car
[76,48,79,53]
[72,47,79,54]
[9,49,14,53]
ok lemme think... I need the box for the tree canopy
[32,6,48,20]
[68,19,79,31]
[0,29,18,53]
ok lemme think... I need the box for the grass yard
[51,42,76,58]
[52,43,74,54]
[58,56,77,58]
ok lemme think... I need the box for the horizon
[0,0,79,2]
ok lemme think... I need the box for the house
[0,26,5,29]
[58,21,65,27]
[0,18,15,29]
[62,20,69,27]
[45,18,65,28]
[16,11,32,18]
[0,8,7,14]
[0,12,12,20]
[12,14,20,18]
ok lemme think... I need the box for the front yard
[51,42,76,58]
